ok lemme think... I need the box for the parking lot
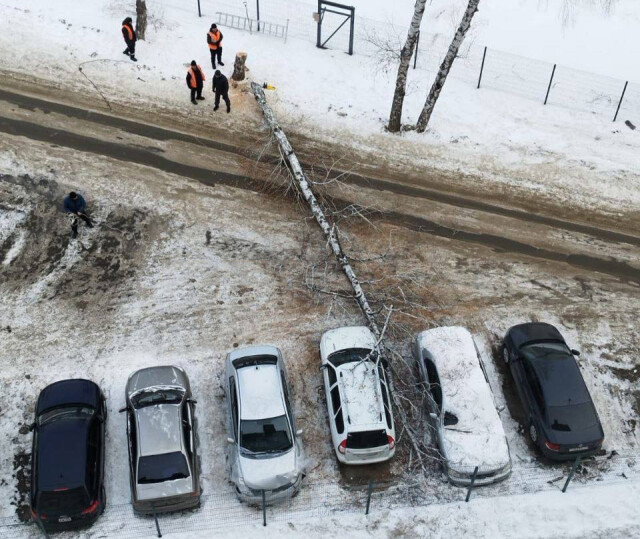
[1,108,639,537]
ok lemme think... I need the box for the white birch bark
[388,0,427,133]
[415,0,480,133]
[251,82,380,337]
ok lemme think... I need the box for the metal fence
[1,450,638,538]
[183,0,640,123]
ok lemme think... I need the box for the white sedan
[412,326,511,486]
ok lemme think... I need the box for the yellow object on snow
[262,83,276,90]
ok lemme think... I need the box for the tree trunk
[136,0,147,41]
[388,0,427,133]
[415,0,480,133]
[250,82,380,336]
[232,52,248,82]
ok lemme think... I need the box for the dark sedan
[30,379,107,532]
[503,323,604,460]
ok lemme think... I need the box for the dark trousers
[70,213,93,235]
[215,91,231,111]
[190,85,203,101]
[124,41,135,55]
[210,48,223,68]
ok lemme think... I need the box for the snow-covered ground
[0,0,638,218]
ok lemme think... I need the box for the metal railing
[216,11,289,42]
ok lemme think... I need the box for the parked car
[503,322,604,460]
[225,345,304,504]
[320,326,396,465]
[413,327,511,486]
[30,379,107,532]
[121,366,200,514]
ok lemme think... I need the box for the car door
[510,349,533,419]
[323,361,345,445]
[126,410,138,494]
[419,348,445,450]
[181,401,196,478]
[228,375,240,478]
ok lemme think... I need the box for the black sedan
[30,379,107,532]
[503,323,604,460]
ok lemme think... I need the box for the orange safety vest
[188,65,205,88]
[208,30,222,50]
[122,24,134,41]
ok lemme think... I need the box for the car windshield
[38,406,94,426]
[521,342,569,358]
[37,487,90,515]
[240,415,293,454]
[131,388,184,409]
[328,348,375,367]
[138,451,190,484]
[548,403,597,431]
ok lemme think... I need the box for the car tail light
[338,440,347,454]
[545,441,560,451]
[82,500,99,515]
[31,509,47,521]
[388,435,395,449]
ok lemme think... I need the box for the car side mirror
[227,437,235,444]
[319,364,327,371]
[429,413,437,420]
[570,349,580,356]
[188,398,198,404]
[119,406,130,413]
[97,414,105,423]
[28,422,37,432]
[296,429,303,436]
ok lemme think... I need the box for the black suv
[503,323,604,460]
[30,379,107,532]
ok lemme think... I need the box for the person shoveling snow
[63,191,93,239]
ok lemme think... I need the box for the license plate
[569,446,588,452]
[58,516,72,523]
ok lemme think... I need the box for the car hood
[135,475,195,501]
[238,449,299,490]
[508,323,565,350]
[127,366,189,395]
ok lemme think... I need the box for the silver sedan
[120,366,201,514]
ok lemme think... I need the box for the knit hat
[191,60,197,66]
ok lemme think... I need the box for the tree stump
[232,52,248,82]
[136,0,147,41]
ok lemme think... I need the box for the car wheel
[503,347,510,364]
[529,423,538,444]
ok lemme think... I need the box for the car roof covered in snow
[237,364,286,420]
[417,326,510,469]
[320,326,376,358]
[338,361,384,429]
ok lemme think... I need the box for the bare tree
[415,0,480,133]
[388,0,427,133]
[136,0,147,40]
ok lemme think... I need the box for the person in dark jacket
[206,24,224,69]
[186,61,206,105]
[212,70,230,113]
[122,17,137,62]
[63,192,93,239]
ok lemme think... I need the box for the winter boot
[226,105,231,113]
[123,48,130,56]
[197,96,205,100]
[219,61,225,66]
[192,99,198,105]
[130,55,138,62]
[213,105,219,111]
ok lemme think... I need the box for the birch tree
[387,0,428,133]
[136,0,147,40]
[415,0,480,133]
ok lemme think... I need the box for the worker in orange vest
[207,24,224,70]
[121,17,137,62]
[186,61,206,105]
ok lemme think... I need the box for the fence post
[365,479,374,515]
[197,0,201,17]
[316,0,322,48]
[152,505,162,537]
[465,466,479,502]
[413,30,420,70]
[262,489,267,526]
[348,7,355,55]
[562,456,581,493]
[613,81,629,122]
[256,0,261,31]
[285,19,289,43]
[477,46,487,89]
[544,64,556,105]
